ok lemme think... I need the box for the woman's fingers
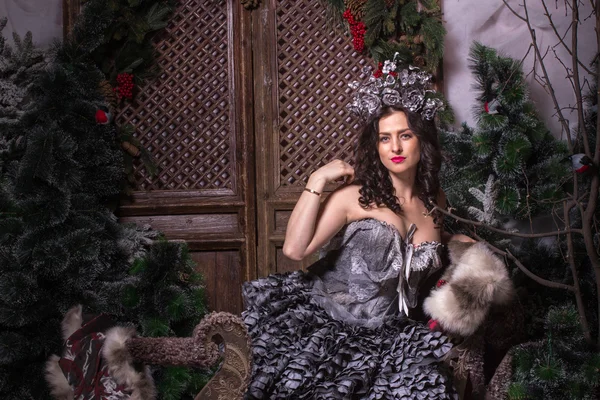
[309,160,356,187]
[331,160,354,182]
[347,168,355,183]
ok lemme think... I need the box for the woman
[243,98,470,399]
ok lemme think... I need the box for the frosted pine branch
[0,19,47,125]
[467,175,500,225]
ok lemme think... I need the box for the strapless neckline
[347,218,443,249]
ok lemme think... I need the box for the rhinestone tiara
[347,54,444,122]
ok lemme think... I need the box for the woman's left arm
[437,190,476,244]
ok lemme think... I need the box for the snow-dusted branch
[468,230,575,291]
[432,204,583,238]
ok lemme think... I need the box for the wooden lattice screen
[119,1,235,192]
[276,2,365,187]
[254,0,370,275]
[117,0,255,315]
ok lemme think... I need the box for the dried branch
[541,0,594,75]
[505,0,575,151]
[563,201,593,343]
[586,0,600,343]
[551,47,576,94]
[570,0,592,156]
[432,204,583,238]
[502,0,527,21]
[521,165,534,232]
[470,231,575,291]
[506,249,575,291]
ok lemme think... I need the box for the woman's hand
[306,160,355,193]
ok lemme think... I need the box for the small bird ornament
[569,153,594,174]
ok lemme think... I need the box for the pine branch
[363,0,387,47]
[421,17,445,67]
[467,175,500,225]
[398,1,422,33]
[145,2,172,31]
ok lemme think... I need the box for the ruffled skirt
[242,271,457,400]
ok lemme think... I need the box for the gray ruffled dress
[242,218,457,399]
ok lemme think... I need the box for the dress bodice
[307,218,444,327]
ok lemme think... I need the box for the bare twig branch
[575,0,600,345]
[502,0,527,21]
[541,45,551,61]
[518,0,575,151]
[471,230,576,291]
[581,76,592,93]
[432,205,583,238]
[563,201,593,343]
[519,43,534,67]
[550,202,570,266]
[551,47,576,93]
[542,0,594,75]
[521,166,534,232]
[570,0,592,156]
[506,249,575,290]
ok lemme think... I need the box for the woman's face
[377,110,421,176]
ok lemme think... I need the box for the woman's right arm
[282,160,355,261]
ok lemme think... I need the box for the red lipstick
[391,156,406,163]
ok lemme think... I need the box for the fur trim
[45,354,73,400]
[102,326,156,400]
[423,242,514,337]
[61,305,83,340]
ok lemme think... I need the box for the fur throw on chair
[44,305,156,400]
[423,241,515,337]
[45,306,251,400]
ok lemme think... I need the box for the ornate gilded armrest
[46,307,251,400]
[124,312,252,400]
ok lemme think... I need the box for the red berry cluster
[342,8,366,53]
[373,62,398,79]
[373,62,384,78]
[114,72,135,99]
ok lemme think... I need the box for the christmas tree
[440,42,599,397]
[0,2,210,398]
[507,305,600,400]
[441,42,570,223]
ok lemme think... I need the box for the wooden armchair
[442,297,525,400]
[45,306,252,400]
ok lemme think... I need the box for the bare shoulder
[325,183,361,205]
[321,184,360,213]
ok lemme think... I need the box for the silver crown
[347,55,444,121]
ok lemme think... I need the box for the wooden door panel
[191,251,243,315]
[119,213,240,238]
[253,0,370,276]
[118,0,255,315]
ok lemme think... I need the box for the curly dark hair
[354,105,442,224]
